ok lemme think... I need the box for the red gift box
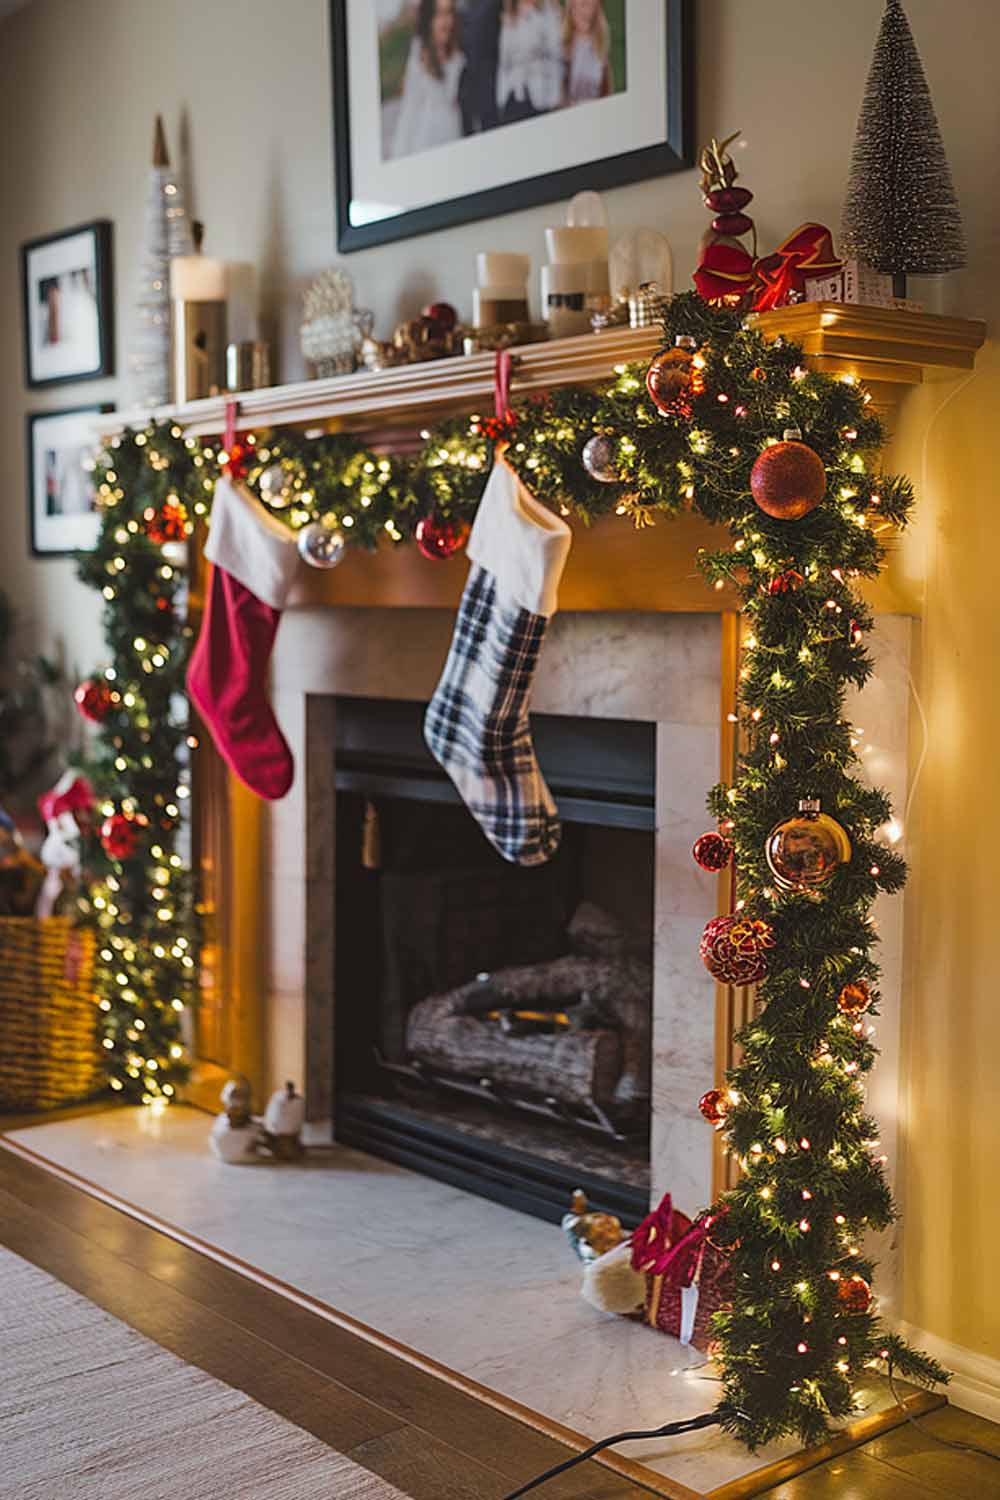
[630,1194,732,1352]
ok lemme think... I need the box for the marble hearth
[257,604,913,1225]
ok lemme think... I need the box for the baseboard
[897,1320,1000,1424]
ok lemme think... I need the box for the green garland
[79,292,944,1445]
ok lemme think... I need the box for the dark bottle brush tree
[840,0,966,296]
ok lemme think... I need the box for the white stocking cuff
[466,457,572,618]
[204,475,300,611]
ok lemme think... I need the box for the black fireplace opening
[333,697,655,1225]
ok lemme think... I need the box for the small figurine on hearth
[561,1189,625,1263]
[209,1074,265,1164]
[262,1080,306,1161]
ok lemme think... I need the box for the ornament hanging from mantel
[126,115,193,408]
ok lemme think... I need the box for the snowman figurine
[262,1081,306,1160]
[209,1075,265,1164]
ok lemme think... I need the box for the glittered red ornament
[422,301,458,332]
[646,337,705,417]
[835,1274,872,1315]
[74,678,114,724]
[700,914,774,986]
[100,812,142,862]
[837,980,873,1017]
[415,514,471,561]
[699,1088,730,1127]
[146,498,189,546]
[693,831,734,872]
[224,440,252,481]
[480,410,518,442]
[751,432,827,521]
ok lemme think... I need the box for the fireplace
[332,696,654,1222]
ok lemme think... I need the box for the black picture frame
[331,0,694,253]
[25,404,114,559]
[20,219,115,388]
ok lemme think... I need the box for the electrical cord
[502,1410,724,1499]
[888,1367,1000,1466]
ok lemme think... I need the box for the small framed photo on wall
[26,406,113,558]
[331,0,693,252]
[20,220,114,387]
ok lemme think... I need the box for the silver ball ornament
[582,434,619,483]
[297,521,346,570]
[259,464,292,508]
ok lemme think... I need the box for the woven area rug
[0,1246,407,1500]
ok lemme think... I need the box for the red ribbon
[752,223,842,313]
[223,398,251,479]
[481,349,518,442]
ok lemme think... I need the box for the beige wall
[2,0,998,1374]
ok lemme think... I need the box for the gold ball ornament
[750,428,827,520]
[645,335,705,417]
[765,799,852,892]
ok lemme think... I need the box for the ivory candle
[170,254,226,302]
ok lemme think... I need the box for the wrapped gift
[806,259,894,307]
[630,1194,732,1351]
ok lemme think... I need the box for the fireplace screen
[333,698,654,1222]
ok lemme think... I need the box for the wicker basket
[0,916,102,1110]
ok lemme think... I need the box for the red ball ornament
[693,831,734,872]
[100,812,142,862]
[74,678,114,724]
[415,514,470,561]
[645,337,705,417]
[422,301,458,332]
[750,430,827,520]
[837,980,873,1017]
[700,914,774,986]
[835,1274,872,1316]
[146,498,189,546]
[699,1088,730,1127]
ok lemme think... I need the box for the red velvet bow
[693,242,756,306]
[752,223,841,313]
[38,774,95,824]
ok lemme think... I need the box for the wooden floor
[3,1112,1000,1500]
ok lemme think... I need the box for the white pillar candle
[170,254,226,302]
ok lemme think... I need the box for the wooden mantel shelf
[122,304,982,618]
[106,303,985,441]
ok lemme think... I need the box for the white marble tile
[656,723,723,918]
[5,1107,906,1496]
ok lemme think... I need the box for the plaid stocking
[424,458,571,866]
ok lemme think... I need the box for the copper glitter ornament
[750,428,827,520]
[837,980,873,1017]
[646,336,704,417]
[765,799,852,892]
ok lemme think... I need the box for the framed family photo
[331,0,693,251]
[26,406,112,558]
[20,220,114,388]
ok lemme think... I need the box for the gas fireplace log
[406,994,623,1112]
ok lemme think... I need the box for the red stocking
[187,475,300,800]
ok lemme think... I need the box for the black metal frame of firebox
[332,698,656,1226]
